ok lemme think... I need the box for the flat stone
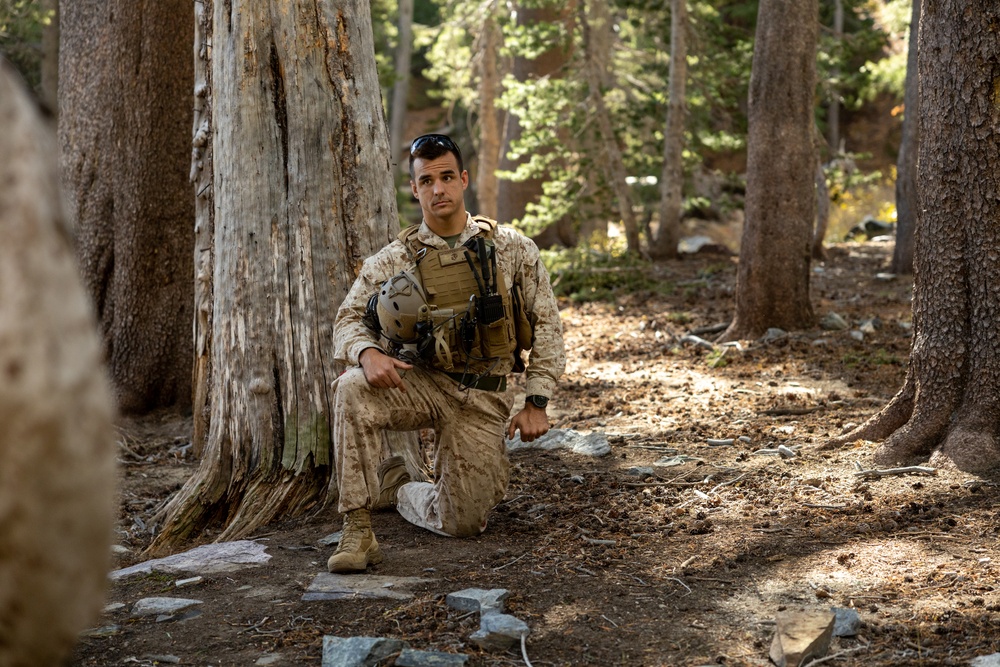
[769,609,835,667]
[626,466,655,479]
[469,612,529,651]
[255,654,284,666]
[849,330,865,342]
[395,648,469,666]
[445,588,509,614]
[506,429,611,457]
[131,597,202,617]
[831,607,861,637]
[760,328,787,343]
[322,636,407,667]
[103,602,126,613]
[971,653,1000,667]
[111,540,271,580]
[304,573,434,601]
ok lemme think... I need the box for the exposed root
[937,424,1000,475]
[822,375,915,450]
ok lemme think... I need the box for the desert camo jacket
[335,214,566,399]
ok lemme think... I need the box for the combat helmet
[374,270,431,344]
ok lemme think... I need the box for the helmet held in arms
[375,270,431,344]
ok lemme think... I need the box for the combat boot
[327,509,384,573]
[372,455,411,511]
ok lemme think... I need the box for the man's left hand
[508,405,549,442]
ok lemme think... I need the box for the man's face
[410,152,469,229]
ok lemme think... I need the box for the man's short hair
[408,134,464,178]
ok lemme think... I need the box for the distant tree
[60,0,194,413]
[650,0,688,261]
[497,0,575,237]
[475,1,503,220]
[891,0,919,276]
[721,0,818,341]
[388,0,413,162]
[829,0,1000,474]
[150,0,400,550]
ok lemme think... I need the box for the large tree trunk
[0,60,116,667]
[829,0,1000,474]
[827,0,843,152]
[149,0,399,552]
[650,0,688,260]
[475,2,503,220]
[891,0,920,275]
[59,0,194,414]
[721,0,817,341]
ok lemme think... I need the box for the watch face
[529,395,548,408]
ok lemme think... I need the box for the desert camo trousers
[333,365,514,537]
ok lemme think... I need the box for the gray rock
[395,648,469,666]
[304,573,435,601]
[971,653,1000,667]
[849,330,865,342]
[255,654,284,666]
[831,607,862,637]
[469,612,529,651]
[820,313,849,331]
[318,531,342,547]
[445,588,509,615]
[858,318,880,334]
[131,597,202,617]
[111,540,271,580]
[655,455,703,467]
[79,625,121,638]
[103,602,126,613]
[322,636,407,667]
[506,429,611,457]
[769,609,835,667]
[626,466,655,479]
[760,328,787,343]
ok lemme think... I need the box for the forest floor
[72,239,1000,667]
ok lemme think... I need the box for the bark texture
[722,0,817,340]
[150,0,399,551]
[831,0,1000,474]
[651,0,688,260]
[59,0,194,414]
[891,0,920,275]
[0,60,116,667]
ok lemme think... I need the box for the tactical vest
[397,216,531,375]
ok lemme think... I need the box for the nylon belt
[445,372,507,392]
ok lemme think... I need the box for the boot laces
[337,514,368,552]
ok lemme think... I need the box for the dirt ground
[73,240,1000,667]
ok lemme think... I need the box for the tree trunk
[475,3,502,220]
[650,0,688,261]
[827,0,843,152]
[149,0,399,552]
[829,0,1000,474]
[580,0,639,255]
[891,0,920,275]
[496,1,573,227]
[388,0,413,167]
[0,60,116,667]
[721,0,817,341]
[59,0,194,414]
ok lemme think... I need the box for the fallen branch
[853,466,937,479]
[760,406,821,416]
[520,633,534,667]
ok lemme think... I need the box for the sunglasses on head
[410,134,460,154]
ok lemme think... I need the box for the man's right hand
[359,348,413,392]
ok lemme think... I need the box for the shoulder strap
[471,215,498,237]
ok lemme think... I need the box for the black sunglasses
[410,134,460,154]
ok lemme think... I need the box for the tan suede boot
[372,455,411,511]
[327,509,384,573]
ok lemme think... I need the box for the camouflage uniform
[333,213,565,536]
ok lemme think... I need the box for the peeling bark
[150,0,398,552]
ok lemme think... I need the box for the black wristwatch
[526,395,549,409]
